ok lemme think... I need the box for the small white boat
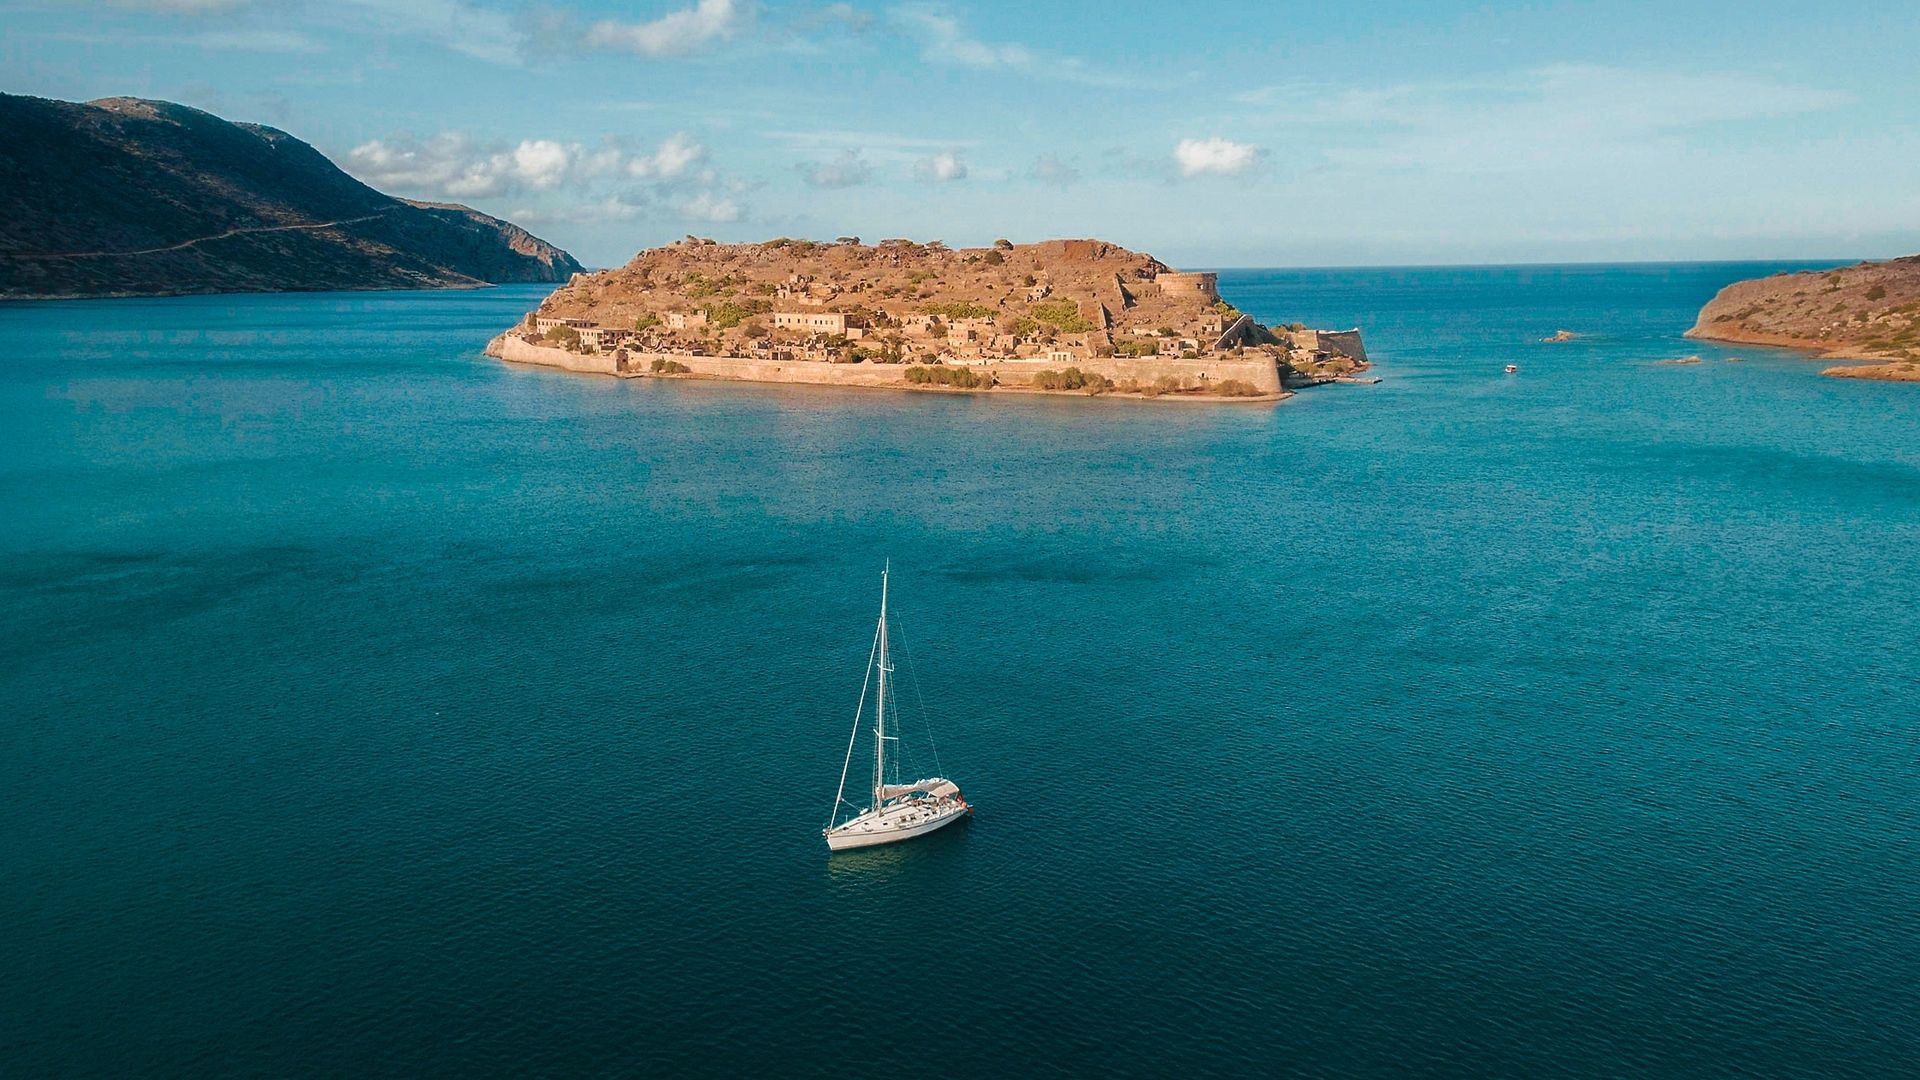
[1504,364,1519,374]
[824,565,970,852]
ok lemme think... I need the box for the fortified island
[1689,255,1920,383]
[486,237,1369,401]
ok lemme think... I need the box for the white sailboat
[824,565,971,852]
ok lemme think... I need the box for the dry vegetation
[1690,255,1920,363]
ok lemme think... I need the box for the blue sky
[4,0,1917,268]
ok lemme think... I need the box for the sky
[4,0,1917,268]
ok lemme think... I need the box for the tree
[544,324,581,348]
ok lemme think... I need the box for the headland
[1688,255,1920,382]
[0,94,581,299]
[485,237,1369,402]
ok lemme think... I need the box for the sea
[3,264,1917,1078]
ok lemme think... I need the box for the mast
[872,563,890,812]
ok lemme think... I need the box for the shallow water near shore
[4,263,1918,1078]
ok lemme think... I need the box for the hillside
[516,235,1367,384]
[0,94,583,299]
[1689,256,1920,380]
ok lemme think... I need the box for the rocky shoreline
[1688,256,1920,382]
[485,333,1296,402]
[486,236,1372,404]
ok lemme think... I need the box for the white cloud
[344,129,750,226]
[330,0,525,66]
[885,3,1125,86]
[1173,137,1262,177]
[677,191,742,222]
[913,150,968,182]
[1232,65,1852,176]
[587,0,743,57]
[797,149,873,188]
[626,133,709,179]
[348,133,626,198]
[1029,153,1079,186]
[889,3,1030,67]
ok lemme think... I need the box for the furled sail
[880,779,960,801]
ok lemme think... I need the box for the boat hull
[825,803,970,851]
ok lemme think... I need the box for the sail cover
[880,779,960,801]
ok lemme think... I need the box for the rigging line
[891,615,944,779]
[827,617,885,828]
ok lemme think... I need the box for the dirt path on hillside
[3,210,392,259]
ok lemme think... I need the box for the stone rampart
[1156,271,1219,303]
[1319,329,1368,362]
[487,335,1283,396]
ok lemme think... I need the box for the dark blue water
[3,265,1917,1078]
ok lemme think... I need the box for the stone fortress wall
[1154,271,1220,303]
[488,335,1285,395]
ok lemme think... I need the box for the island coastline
[485,236,1369,405]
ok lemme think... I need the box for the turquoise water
[3,265,1918,1077]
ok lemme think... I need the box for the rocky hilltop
[0,94,583,299]
[1689,256,1920,382]
[493,236,1368,401]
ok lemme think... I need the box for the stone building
[774,311,851,334]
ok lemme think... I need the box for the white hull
[825,801,970,851]
[824,567,972,852]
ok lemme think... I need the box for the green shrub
[1114,337,1159,357]
[983,249,1004,266]
[1214,379,1263,397]
[904,365,983,388]
[704,299,767,329]
[632,313,660,331]
[922,301,995,320]
[1029,299,1094,333]
[651,358,691,374]
[684,273,734,299]
[1031,367,1111,392]
[544,324,581,347]
[1866,285,1888,301]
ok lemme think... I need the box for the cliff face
[1689,256,1920,361]
[0,94,583,299]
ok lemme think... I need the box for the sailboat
[824,565,971,852]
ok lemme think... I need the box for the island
[0,94,582,299]
[486,236,1369,402]
[1687,255,1920,383]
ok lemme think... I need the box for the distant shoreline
[0,281,502,303]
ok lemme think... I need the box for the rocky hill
[520,236,1366,381]
[1689,256,1920,380]
[0,94,582,299]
